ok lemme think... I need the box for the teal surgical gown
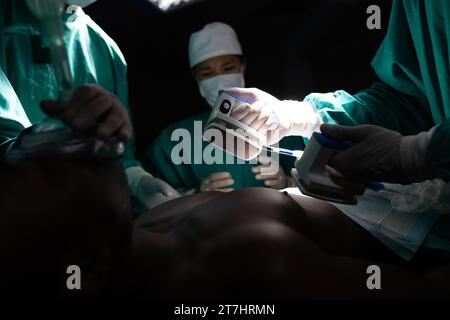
[0,67,31,152]
[0,1,140,169]
[304,0,450,179]
[303,0,450,252]
[146,112,301,193]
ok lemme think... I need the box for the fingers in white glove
[150,177,180,197]
[137,175,180,210]
[230,104,250,120]
[276,100,322,138]
[252,156,288,189]
[230,102,277,132]
[215,188,234,193]
[239,101,265,126]
[144,193,174,210]
[250,103,276,131]
[159,184,177,197]
[200,172,235,192]
[225,88,322,146]
[263,176,286,188]
[208,177,235,190]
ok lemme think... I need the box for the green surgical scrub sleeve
[0,1,140,169]
[304,0,450,179]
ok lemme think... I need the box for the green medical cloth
[146,112,301,193]
[0,1,140,169]
[0,67,31,152]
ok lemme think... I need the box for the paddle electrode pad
[203,90,274,160]
[291,132,366,205]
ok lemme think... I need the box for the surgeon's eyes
[223,63,238,73]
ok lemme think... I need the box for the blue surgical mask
[198,72,245,108]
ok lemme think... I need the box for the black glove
[320,124,439,184]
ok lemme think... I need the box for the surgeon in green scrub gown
[146,22,300,194]
[0,0,180,211]
[227,0,450,258]
[303,0,450,254]
[0,1,137,165]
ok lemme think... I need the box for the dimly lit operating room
[0,0,449,304]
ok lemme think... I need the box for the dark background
[84,0,392,161]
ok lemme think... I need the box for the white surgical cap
[188,22,242,68]
[65,0,98,8]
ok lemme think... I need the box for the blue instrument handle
[313,132,352,150]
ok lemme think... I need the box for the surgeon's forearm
[120,136,142,168]
[122,140,146,196]
[304,82,432,136]
[125,166,148,196]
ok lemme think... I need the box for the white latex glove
[136,175,180,210]
[251,156,295,190]
[199,172,234,192]
[225,87,323,145]
[126,167,180,210]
